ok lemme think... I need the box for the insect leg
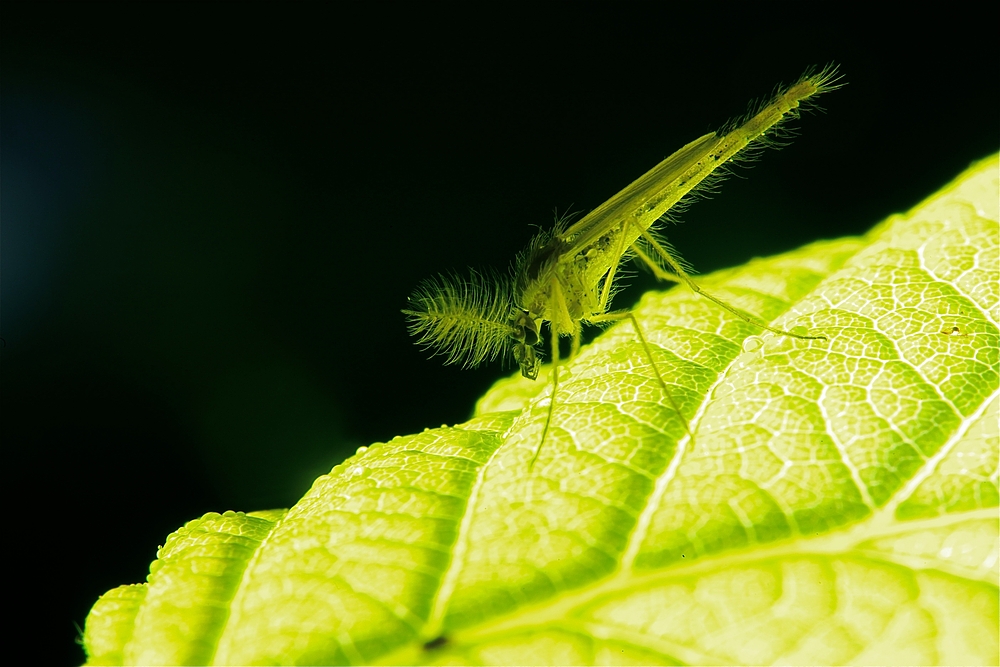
[597,220,633,312]
[633,228,826,341]
[527,320,562,471]
[588,310,692,438]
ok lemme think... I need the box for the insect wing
[557,131,722,261]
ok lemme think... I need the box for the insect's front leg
[527,319,563,471]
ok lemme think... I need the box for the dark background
[2,4,996,664]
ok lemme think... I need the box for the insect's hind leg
[631,229,826,341]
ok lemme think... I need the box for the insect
[404,66,842,467]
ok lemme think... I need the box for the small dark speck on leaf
[423,635,448,650]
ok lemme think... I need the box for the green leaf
[84,156,999,666]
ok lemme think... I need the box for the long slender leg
[569,323,582,360]
[632,230,826,341]
[527,322,562,471]
[588,310,692,438]
[598,221,633,312]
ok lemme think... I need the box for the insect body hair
[634,227,696,277]
[402,270,518,369]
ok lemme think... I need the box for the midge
[404,66,841,467]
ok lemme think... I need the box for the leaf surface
[84,156,1000,666]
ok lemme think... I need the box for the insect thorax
[517,235,601,336]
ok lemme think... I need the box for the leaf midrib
[438,508,998,650]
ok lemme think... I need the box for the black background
[2,4,997,664]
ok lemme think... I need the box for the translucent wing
[555,66,842,289]
[558,131,722,256]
